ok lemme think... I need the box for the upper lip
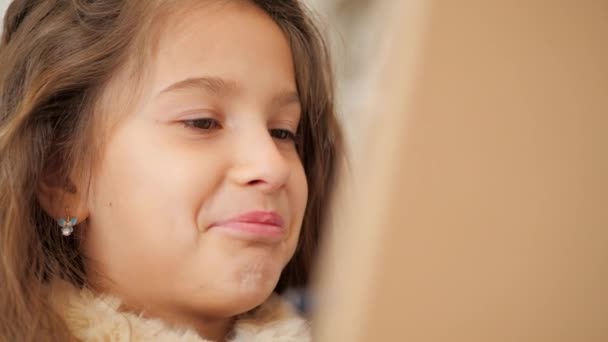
[212,211,284,228]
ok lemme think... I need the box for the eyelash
[182,118,221,130]
[181,118,298,142]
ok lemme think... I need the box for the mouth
[208,211,285,243]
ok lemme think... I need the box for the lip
[209,211,285,243]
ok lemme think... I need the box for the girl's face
[83,1,307,320]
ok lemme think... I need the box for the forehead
[145,1,296,97]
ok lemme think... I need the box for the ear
[37,177,89,224]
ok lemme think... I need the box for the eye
[269,128,296,141]
[182,118,222,130]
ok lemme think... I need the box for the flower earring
[57,208,78,236]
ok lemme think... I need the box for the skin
[41,1,308,340]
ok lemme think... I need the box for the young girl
[0,0,342,340]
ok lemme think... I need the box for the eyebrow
[157,76,301,108]
[158,76,237,96]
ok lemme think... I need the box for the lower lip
[209,222,285,243]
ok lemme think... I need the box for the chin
[226,265,283,314]
[227,288,274,315]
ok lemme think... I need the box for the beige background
[315,1,608,341]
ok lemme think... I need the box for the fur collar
[49,281,310,341]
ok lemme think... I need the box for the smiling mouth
[209,211,286,243]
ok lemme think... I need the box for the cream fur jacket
[49,281,311,341]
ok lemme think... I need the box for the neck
[193,316,235,342]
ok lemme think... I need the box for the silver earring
[57,208,77,236]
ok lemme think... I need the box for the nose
[228,125,291,193]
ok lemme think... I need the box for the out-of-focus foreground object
[314,0,608,341]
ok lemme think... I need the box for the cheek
[96,119,227,216]
[287,160,308,248]
[293,160,309,209]
[85,120,227,286]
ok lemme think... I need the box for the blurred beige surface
[315,1,608,341]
